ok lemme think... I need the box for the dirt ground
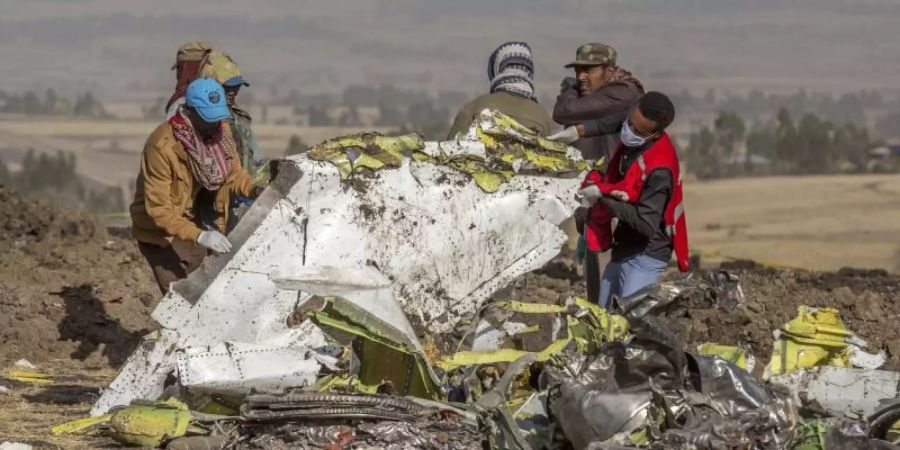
[1,186,899,448]
[0,186,159,367]
[0,361,119,449]
[525,258,900,370]
[660,261,900,371]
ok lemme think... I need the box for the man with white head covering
[446,41,554,139]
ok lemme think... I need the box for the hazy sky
[1,0,898,101]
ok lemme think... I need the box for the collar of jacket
[231,105,252,122]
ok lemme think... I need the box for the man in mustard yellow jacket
[131,78,258,294]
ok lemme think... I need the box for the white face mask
[620,120,654,148]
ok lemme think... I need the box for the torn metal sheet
[554,386,653,448]
[696,343,756,373]
[94,134,583,414]
[765,306,886,377]
[92,330,179,416]
[770,366,900,420]
[688,354,798,448]
[175,342,322,396]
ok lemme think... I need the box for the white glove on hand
[577,184,603,208]
[546,126,580,144]
[197,230,232,254]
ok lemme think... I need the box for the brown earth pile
[524,258,900,371]
[660,261,900,371]
[0,186,158,368]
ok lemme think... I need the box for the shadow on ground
[23,384,99,405]
[54,284,147,367]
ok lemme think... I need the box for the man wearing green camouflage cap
[549,42,644,305]
[550,43,644,161]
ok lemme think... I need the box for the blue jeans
[598,253,668,308]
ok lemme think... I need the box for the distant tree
[744,128,777,173]
[774,108,801,172]
[376,103,404,126]
[875,111,900,139]
[142,97,166,119]
[713,110,746,174]
[284,134,309,156]
[44,88,59,114]
[406,101,450,128]
[22,91,42,115]
[337,106,362,127]
[795,114,835,174]
[73,92,113,119]
[308,104,332,126]
[832,122,878,172]
[685,126,717,179]
[703,88,716,106]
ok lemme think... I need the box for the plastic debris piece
[107,398,193,447]
[706,270,745,309]
[310,297,442,399]
[4,368,53,385]
[770,366,900,420]
[438,338,570,371]
[0,385,9,395]
[13,359,36,369]
[848,347,888,370]
[241,392,426,422]
[0,443,33,450]
[697,342,756,373]
[176,342,321,396]
[51,415,112,435]
[549,316,796,450]
[765,306,884,376]
[790,420,829,450]
[418,110,587,192]
[307,133,424,178]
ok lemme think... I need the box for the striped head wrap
[488,41,536,100]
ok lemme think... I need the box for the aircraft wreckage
[65,111,899,449]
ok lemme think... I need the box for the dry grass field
[685,174,900,273]
[0,115,384,188]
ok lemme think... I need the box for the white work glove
[577,184,603,208]
[547,126,580,144]
[196,230,232,254]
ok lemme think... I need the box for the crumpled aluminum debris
[548,316,797,450]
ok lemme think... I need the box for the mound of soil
[525,257,900,370]
[659,262,900,370]
[0,186,158,368]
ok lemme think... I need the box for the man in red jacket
[578,92,689,308]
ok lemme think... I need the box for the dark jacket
[600,139,674,263]
[447,91,554,140]
[553,78,643,161]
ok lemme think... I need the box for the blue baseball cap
[185,78,232,123]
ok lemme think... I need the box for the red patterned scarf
[168,108,235,191]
